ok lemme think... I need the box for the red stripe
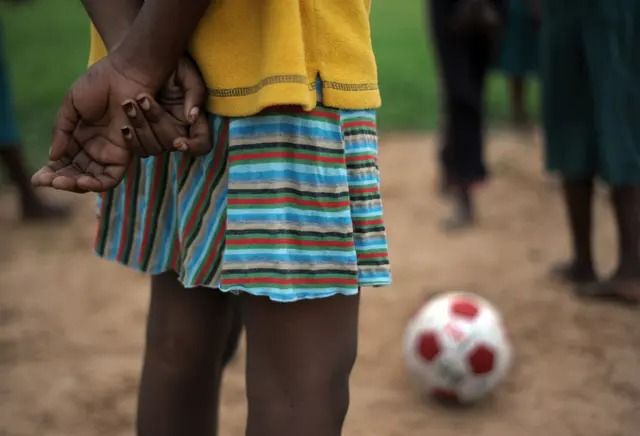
[229,151,343,164]
[221,277,358,285]
[350,186,378,194]
[138,159,165,264]
[342,121,376,129]
[352,218,384,226]
[194,219,226,284]
[346,154,374,162]
[311,109,341,121]
[226,238,353,247]
[228,197,350,208]
[169,234,181,271]
[116,167,135,261]
[183,124,228,238]
[357,251,388,259]
[177,153,190,185]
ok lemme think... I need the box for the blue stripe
[228,169,347,185]
[226,212,353,226]
[223,251,357,263]
[230,123,341,140]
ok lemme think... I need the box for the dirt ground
[1,131,639,436]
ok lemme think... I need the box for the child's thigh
[243,294,359,396]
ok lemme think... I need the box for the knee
[247,349,356,428]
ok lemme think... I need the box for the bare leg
[578,185,640,304]
[443,184,475,231]
[0,147,69,220]
[509,77,527,124]
[552,179,597,283]
[136,272,240,436]
[221,298,244,365]
[244,294,359,436]
[612,185,640,280]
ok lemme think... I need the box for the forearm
[112,0,211,89]
[81,0,143,50]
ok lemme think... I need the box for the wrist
[109,48,165,91]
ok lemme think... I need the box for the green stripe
[230,157,344,168]
[95,190,114,255]
[224,243,354,252]
[228,203,350,212]
[184,121,229,250]
[231,191,350,201]
[192,209,226,283]
[223,271,356,279]
[178,155,197,192]
[346,151,375,158]
[226,232,352,242]
[359,260,390,266]
[231,146,343,159]
[343,116,375,124]
[140,156,170,271]
[223,282,355,290]
[120,160,141,264]
[357,249,388,255]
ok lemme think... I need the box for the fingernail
[189,107,199,124]
[137,96,151,111]
[121,126,132,139]
[123,101,136,118]
[173,139,188,152]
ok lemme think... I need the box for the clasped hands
[31,53,211,193]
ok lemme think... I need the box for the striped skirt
[94,105,391,302]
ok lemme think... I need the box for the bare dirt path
[1,131,638,436]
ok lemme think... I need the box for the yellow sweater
[89,0,381,117]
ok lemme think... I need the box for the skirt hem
[95,251,391,303]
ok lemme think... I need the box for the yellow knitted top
[89,0,381,117]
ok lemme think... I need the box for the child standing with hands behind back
[32,1,391,435]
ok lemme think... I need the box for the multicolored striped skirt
[94,104,391,302]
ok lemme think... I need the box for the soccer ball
[402,292,512,404]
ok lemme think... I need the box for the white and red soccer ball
[403,292,512,404]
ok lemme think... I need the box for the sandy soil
[1,131,639,436]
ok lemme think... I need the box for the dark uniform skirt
[540,0,640,186]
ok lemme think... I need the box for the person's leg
[539,0,598,283]
[428,0,459,198]
[137,272,239,436]
[509,76,527,123]
[429,0,489,229]
[572,0,640,303]
[221,297,244,365]
[441,30,497,231]
[552,178,597,282]
[611,185,640,280]
[578,185,640,303]
[243,294,359,436]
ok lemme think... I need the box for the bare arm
[81,0,143,50]
[110,0,212,90]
